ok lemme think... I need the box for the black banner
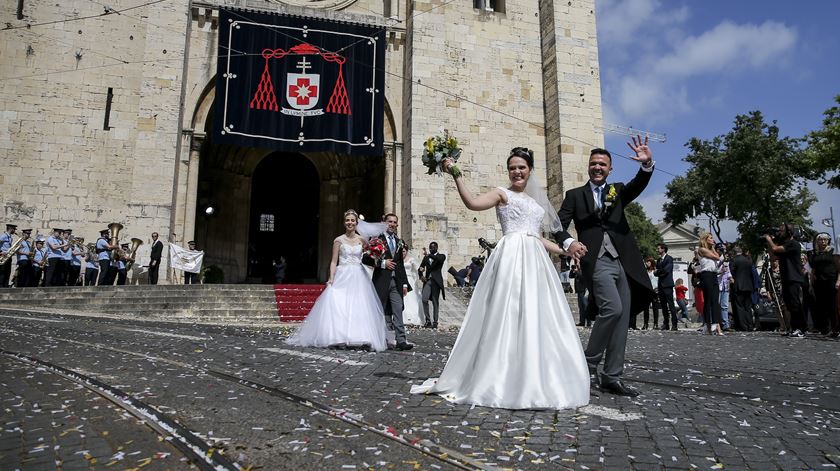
[214,9,386,155]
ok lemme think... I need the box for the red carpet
[274,284,325,322]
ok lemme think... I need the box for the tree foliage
[663,111,815,255]
[805,95,840,189]
[626,202,663,260]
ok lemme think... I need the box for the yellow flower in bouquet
[421,129,462,178]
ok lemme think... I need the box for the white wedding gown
[286,243,388,352]
[401,254,424,326]
[411,187,590,409]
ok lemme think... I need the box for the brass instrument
[125,237,143,270]
[107,223,124,260]
[86,242,97,259]
[0,236,23,265]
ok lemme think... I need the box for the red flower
[365,238,386,259]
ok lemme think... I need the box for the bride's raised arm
[442,157,504,211]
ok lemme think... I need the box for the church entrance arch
[248,153,319,283]
[184,82,390,284]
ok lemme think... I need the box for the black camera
[759,227,782,243]
[477,238,496,251]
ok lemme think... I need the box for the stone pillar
[183,134,204,249]
[538,0,603,205]
[384,144,395,212]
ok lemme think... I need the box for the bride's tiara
[344,209,359,219]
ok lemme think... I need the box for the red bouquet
[365,238,386,259]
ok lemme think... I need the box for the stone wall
[0,0,186,273]
[403,0,602,273]
[1,0,602,283]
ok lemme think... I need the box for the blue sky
[594,0,840,243]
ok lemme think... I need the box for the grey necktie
[594,186,602,209]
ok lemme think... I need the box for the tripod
[758,254,787,332]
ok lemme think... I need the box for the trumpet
[125,237,143,270]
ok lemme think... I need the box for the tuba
[125,237,143,270]
[0,236,23,265]
[107,223,123,260]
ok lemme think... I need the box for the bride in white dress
[286,210,388,352]
[411,148,589,409]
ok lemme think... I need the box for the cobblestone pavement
[0,308,838,470]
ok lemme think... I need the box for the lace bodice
[496,187,545,235]
[338,243,364,266]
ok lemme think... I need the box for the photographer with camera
[765,223,806,337]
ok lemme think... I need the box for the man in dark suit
[655,243,679,331]
[419,241,446,329]
[148,232,163,285]
[362,213,413,350]
[554,137,656,397]
[729,245,755,331]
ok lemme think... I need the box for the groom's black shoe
[600,381,640,397]
[432,322,438,329]
[588,364,600,390]
[395,342,414,351]
[423,322,432,328]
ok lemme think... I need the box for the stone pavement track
[0,309,838,470]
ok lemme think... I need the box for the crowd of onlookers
[565,226,839,338]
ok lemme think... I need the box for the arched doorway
[248,153,319,283]
[183,80,393,283]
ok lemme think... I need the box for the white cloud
[597,0,688,48]
[655,21,797,78]
[599,2,799,125]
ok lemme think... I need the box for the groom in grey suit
[362,213,414,351]
[554,137,656,397]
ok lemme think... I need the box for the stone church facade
[0,0,603,283]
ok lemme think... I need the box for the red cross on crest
[288,77,319,107]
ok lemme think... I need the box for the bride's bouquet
[365,238,387,260]
[421,129,462,178]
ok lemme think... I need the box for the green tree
[626,202,663,260]
[805,95,840,189]
[663,111,815,255]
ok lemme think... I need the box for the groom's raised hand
[627,134,653,166]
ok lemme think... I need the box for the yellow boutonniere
[605,185,618,203]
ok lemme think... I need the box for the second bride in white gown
[286,210,389,352]
[411,147,589,409]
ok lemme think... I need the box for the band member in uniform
[148,232,163,285]
[58,229,74,286]
[85,248,99,286]
[14,229,33,288]
[32,239,46,287]
[44,228,66,287]
[0,223,17,288]
[116,243,129,285]
[69,237,84,286]
[95,229,118,286]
